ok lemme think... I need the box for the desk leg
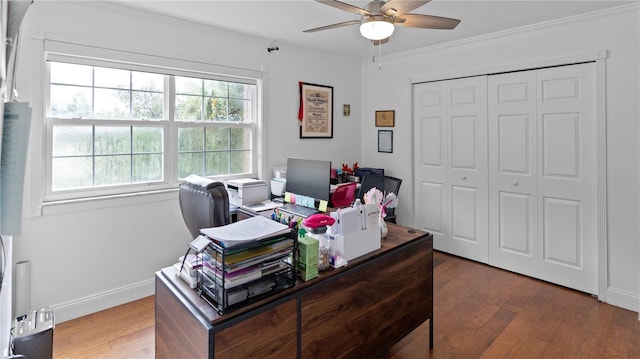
[429,317,433,349]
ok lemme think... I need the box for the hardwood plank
[53,252,640,358]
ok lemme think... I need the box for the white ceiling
[111,0,634,60]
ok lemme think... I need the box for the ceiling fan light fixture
[359,16,394,41]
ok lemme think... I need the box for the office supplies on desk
[242,200,280,213]
[280,202,319,218]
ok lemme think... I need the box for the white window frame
[30,40,264,211]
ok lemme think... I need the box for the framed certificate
[378,130,393,153]
[375,110,395,127]
[299,82,333,138]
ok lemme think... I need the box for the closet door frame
[411,50,609,301]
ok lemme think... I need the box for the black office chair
[178,174,231,239]
[358,174,403,223]
[357,174,386,201]
[382,176,402,224]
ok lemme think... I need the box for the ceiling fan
[303,0,461,45]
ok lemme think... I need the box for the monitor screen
[286,158,331,202]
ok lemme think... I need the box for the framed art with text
[299,82,333,138]
[375,110,395,127]
[378,130,393,153]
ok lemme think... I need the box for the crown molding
[377,2,639,63]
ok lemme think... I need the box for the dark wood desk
[155,223,433,358]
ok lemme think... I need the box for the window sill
[35,189,179,217]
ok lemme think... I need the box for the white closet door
[488,71,539,274]
[413,76,489,263]
[536,63,597,294]
[488,63,597,294]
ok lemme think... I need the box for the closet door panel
[498,191,532,256]
[418,181,444,235]
[488,71,538,272]
[536,64,597,294]
[415,86,450,250]
[414,76,488,263]
[543,197,582,267]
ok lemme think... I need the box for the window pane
[52,156,93,190]
[205,152,229,176]
[50,62,92,86]
[95,155,131,186]
[178,127,204,151]
[204,80,228,97]
[132,72,163,92]
[230,150,251,173]
[133,127,163,153]
[95,126,131,155]
[133,154,163,182]
[176,95,202,121]
[205,128,229,151]
[53,126,93,156]
[206,97,227,121]
[94,88,130,119]
[179,153,203,178]
[94,67,130,89]
[50,85,92,118]
[132,91,163,120]
[229,99,251,122]
[229,83,251,99]
[230,128,251,150]
[176,76,202,95]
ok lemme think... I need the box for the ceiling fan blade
[303,19,361,33]
[381,0,431,16]
[372,37,390,46]
[315,0,371,16]
[395,13,461,30]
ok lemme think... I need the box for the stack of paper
[201,215,291,247]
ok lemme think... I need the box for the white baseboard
[606,287,639,314]
[52,278,155,323]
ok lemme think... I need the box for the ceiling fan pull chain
[378,43,383,70]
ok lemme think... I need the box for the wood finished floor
[53,251,640,358]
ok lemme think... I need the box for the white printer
[225,178,269,206]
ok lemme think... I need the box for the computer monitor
[285,158,331,202]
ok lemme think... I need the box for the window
[46,60,258,201]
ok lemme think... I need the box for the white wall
[360,5,639,312]
[13,2,361,322]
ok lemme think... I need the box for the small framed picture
[375,110,395,127]
[343,104,351,116]
[378,130,393,153]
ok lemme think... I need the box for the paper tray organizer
[197,232,296,315]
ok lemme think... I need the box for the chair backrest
[179,174,231,239]
[382,176,403,222]
[383,176,402,197]
[331,182,357,208]
[357,174,386,200]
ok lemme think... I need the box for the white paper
[339,207,360,235]
[364,204,380,229]
[200,215,291,247]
